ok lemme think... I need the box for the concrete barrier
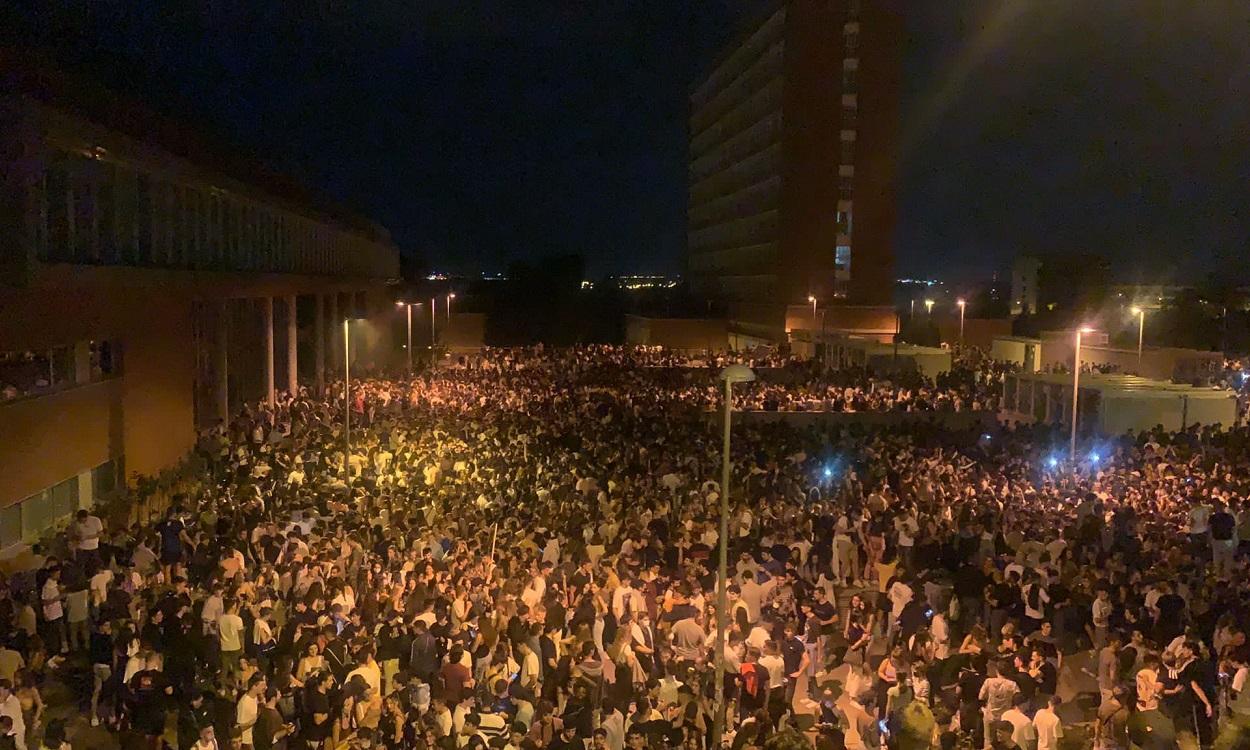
[706,409,998,431]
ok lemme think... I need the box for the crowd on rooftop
[1,346,1249,750]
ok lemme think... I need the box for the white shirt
[0,692,26,750]
[201,595,224,635]
[89,569,114,606]
[1033,706,1063,750]
[931,613,951,659]
[75,515,103,550]
[1190,505,1211,534]
[347,661,382,696]
[218,612,245,653]
[1023,585,1050,620]
[41,578,63,621]
[66,589,90,623]
[888,581,913,619]
[1232,666,1249,694]
[237,693,259,744]
[1092,598,1113,628]
[1002,708,1034,749]
[758,654,786,689]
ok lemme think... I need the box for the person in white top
[1033,695,1064,750]
[41,566,67,654]
[236,674,266,747]
[1001,694,1035,750]
[0,679,27,750]
[73,509,104,560]
[217,598,246,690]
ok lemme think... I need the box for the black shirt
[303,689,332,740]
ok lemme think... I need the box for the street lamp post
[957,299,967,348]
[343,318,352,484]
[1071,327,1094,459]
[397,302,414,373]
[713,365,756,750]
[808,294,817,321]
[447,292,456,319]
[1132,306,1145,368]
[925,299,934,316]
[430,296,436,349]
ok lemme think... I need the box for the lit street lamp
[1131,306,1146,367]
[430,296,437,349]
[925,298,934,316]
[956,298,967,347]
[1071,326,1095,459]
[447,292,456,319]
[396,301,424,373]
[808,294,817,321]
[713,364,756,750]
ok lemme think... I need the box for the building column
[73,340,92,385]
[328,292,340,373]
[215,300,230,422]
[264,296,275,408]
[315,294,326,394]
[286,294,298,395]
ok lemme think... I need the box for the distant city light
[1047,456,1059,469]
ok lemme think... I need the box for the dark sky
[5,1,1249,282]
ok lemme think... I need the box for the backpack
[740,663,763,699]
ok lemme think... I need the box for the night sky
[4,1,1248,282]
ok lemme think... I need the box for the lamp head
[807,295,816,303]
[1131,306,1142,315]
[956,298,966,307]
[449,293,457,299]
[1079,326,1095,334]
[720,364,757,384]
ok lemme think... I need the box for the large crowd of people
[2,345,1249,750]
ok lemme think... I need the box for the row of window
[31,150,389,277]
[0,339,121,403]
[0,459,121,549]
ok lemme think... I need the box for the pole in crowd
[1071,326,1093,459]
[957,298,966,348]
[344,318,351,484]
[713,364,755,750]
[1133,306,1146,368]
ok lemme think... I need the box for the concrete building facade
[0,87,399,549]
[687,0,902,342]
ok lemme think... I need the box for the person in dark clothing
[178,690,216,750]
[409,621,439,683]
[254,687,293,750]
[128,665,173,745]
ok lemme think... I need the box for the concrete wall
[1100,394,1236,434]
[443,313,486,353]
[711,409,995,431]
[0,379,123,507]
[936,317,1012,350]
[1039,341,1223,382]
[991,338,1043,372]
[625,316,728,352]
[0,264,393,514]
[785,305,896,338]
